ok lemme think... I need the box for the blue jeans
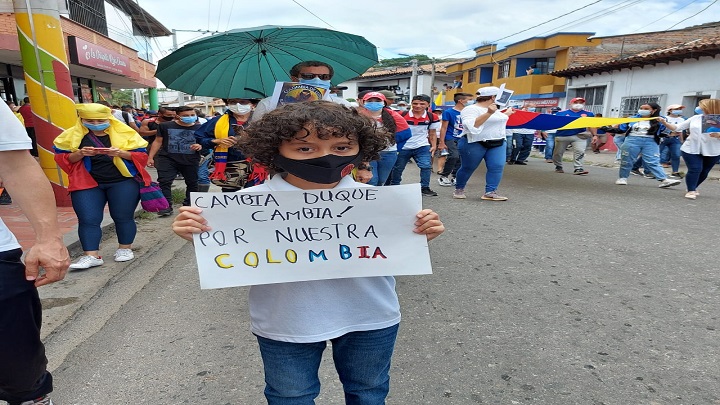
[455,137,506,192]
[510,132,534,162]
[659,136,682,172]
[439,138,461,177]
[613,135,625,160]
[505,135,513,161]
[390,146,432,188]
[681,152,720,192]
[544,132,555,160]
[255,324,399,405]
[0,249,53,404]
[368,151,398,186]
[70,178,140,251]
[618,136,666,180]
[198,152,213,185]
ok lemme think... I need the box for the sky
[134,0,720,64]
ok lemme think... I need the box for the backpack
[401,110,436,130]
[121,111,132,126]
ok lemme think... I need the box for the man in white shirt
[389,94,441,196]
[0,102,70,405]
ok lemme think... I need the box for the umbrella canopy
[155,25,378,99]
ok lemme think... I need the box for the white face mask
[228,104,252,115]
[571,104,585,110]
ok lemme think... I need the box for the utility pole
[169,29,219,107]
[430,57,437,105]
[409,59,418,100]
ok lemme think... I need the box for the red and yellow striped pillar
[14,0,76,206]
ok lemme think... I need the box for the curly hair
[238,101,392,172]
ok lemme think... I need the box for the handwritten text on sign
[191,184,432,289]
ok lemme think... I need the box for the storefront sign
[68,36,130,76]
[523,98,559,107]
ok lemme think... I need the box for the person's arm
[438,119,449,149]
[473,104,497,128]
[0,150,70,286]
[138,119,157,137]
[148,126,165,167]
[413,209,444,242]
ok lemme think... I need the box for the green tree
[111,89,134,106]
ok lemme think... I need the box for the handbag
[85,133,170,212]
[478,138,505,148]
[135,176,170,212]
[208,159,252,190]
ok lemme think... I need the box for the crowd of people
[3,55,720,404]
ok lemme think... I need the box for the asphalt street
[46,158,720,405]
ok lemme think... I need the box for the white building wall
[567,55,720,117]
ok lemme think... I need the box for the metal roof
[105,0,171,37]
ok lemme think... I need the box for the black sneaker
[421,187,438,196]
[630,169,642,176]
[157,207,174,217]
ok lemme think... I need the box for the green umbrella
[155,25,378,99]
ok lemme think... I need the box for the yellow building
[445,33,601,110]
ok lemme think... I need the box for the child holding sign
[173,100,444,404]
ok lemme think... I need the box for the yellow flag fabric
[53,103,148,178]
[557,117,654,130]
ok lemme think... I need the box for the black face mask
[161,115,175,121]
[273,153,363,184]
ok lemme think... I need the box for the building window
[68,0,108,36]
[619,95,662,117]
[533,58,555,74]
[498,60,511,79]
[573,86,607,115]
[468,68,477,83]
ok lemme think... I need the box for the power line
[666,0,719,30]
[225,0,236,31]
[632,0,699,33]
[439,0,604,58]
[216,0,224,32]
[534,0,647,37]
[291,0,335,29]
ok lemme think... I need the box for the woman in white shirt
[453,86,515,200]
[661,99,720,199]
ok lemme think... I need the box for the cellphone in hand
[93,147,112,153]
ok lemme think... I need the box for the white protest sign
[191,184,432,289]
[495,83,514,107]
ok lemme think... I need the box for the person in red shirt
[17,97,37,157]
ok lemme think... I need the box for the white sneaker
[437,176,453,187]
[615,178,628,185]
[114,248,134,262]
[69,255,104,269]
[659,178,681,188]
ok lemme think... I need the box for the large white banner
[191,184,432,289]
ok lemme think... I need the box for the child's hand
[172,206,211,241]
[414,209,444,241]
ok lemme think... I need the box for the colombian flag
[507,110,652,130]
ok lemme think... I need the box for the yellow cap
[76,103,112,119]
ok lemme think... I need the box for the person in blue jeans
[54,103,152,269]
[660,104,686,178]
[356,91,411,186]
[614,102,681,188]
[453,86,515,200]
[543,107,561,162]
[437,93,474,186]
[172,101,445,404]
[390,95,441,196]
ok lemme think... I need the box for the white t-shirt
[0,102,32,252]
[242,174,401,343]
[678,114,720,156]
[402,111,441,150]
[460,105,509,143]
[252,91,336,122]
